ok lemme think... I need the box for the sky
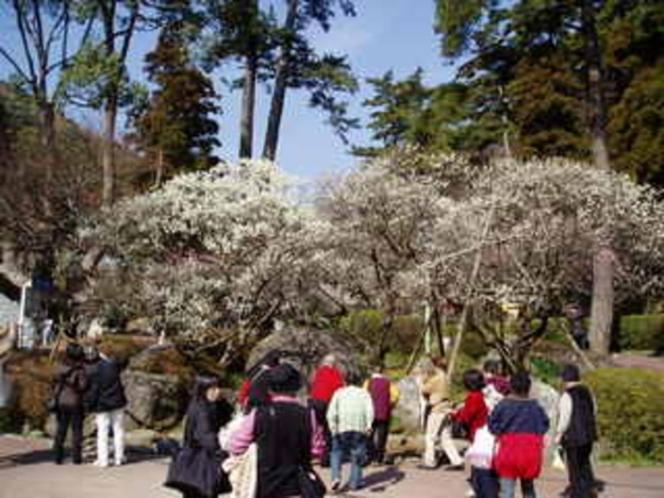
[0,0,458,179]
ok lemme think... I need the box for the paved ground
[611,353,664,372]
[1,436,664,498]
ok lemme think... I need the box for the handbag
[48,368,70,413]
[297,465,326,498]
[451,418,469,440]
[164,447,220,498]
[552,446,566,471]
[466,425,496,469]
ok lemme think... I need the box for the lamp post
[17,281,32,349]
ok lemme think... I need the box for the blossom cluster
[85,155,664,351]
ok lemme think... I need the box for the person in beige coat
[418,357,464,469]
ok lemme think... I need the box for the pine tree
[132,23,220,185]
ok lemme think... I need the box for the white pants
[96,409,125,466]
[423,411,463,467]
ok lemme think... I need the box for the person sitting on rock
[418,357,464,470]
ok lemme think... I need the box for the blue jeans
[330,431,367,490]
[499,478,536,498]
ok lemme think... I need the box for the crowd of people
[50,345,600,498]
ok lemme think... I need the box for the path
[1,436,664,498]
[611,353,664,373]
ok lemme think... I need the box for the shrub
[339,309,383,347]
[98,335,145,366]
[131,347,195,382]
[339,309,427,353]
[619,314,664,352]
[586,368,664,464]
[531,357,562,386]
[5,353,55,430]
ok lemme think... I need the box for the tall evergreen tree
[131,22,220,185]
[261,0,359,160]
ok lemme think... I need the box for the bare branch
[0,47,30,81]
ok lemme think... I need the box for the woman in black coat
[168,376,233,498]
[53,343,88,464]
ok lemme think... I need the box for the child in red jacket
[452,369,497,498]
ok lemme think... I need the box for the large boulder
[121,346,191,431]
[392,376,423,435]
[122,369,187,431]
[531,379,560,463]
[247,327,364,382]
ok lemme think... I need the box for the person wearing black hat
[229,363,323,498]
[555,364,598,498]
[237,350,281,414]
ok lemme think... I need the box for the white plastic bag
[552,446,566,471]
[466,425,496,469]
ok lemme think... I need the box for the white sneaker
[465,489,476,498]
[92,460,109,468]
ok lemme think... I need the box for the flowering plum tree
[87,160,311,361]
[436,159,664,371]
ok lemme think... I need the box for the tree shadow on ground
[0,445,165,469]
[361,465,406,493]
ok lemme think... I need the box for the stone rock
[125,428,159,449]
[392,376,424,435]
[247,327,363,382]
[125,317,152,335]
[122,369,188,431]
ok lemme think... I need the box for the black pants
[565,443,595,498]
[370,419,390,464]
[470,467,499,498]
[54,407,84,463]
[310,399,331,464]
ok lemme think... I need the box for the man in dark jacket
[87,345,128,467]
[556,364,598,498]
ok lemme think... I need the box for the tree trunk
[583,0,613,355]
[102,94,117,207]
[589,248,614,355]
[582,0,610,171]
[154,146,164,188]
[262,0,299,161]
[239,54,257,158]
[36,99,57,182]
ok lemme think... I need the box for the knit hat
[561,363,581,382]
[269,363,303,393]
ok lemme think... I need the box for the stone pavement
[1,436,663,498]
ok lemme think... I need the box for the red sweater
[310,365,344,403]
[452,390,488,441]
